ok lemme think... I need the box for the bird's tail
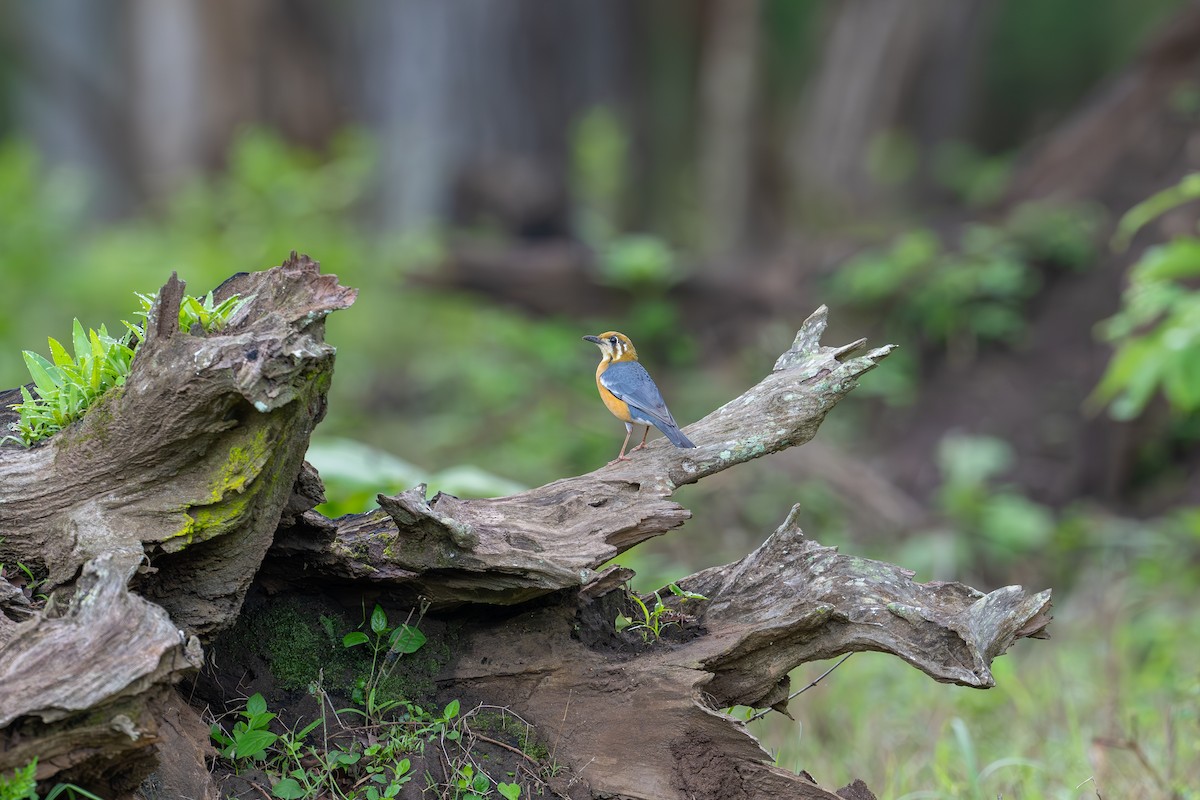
[658,423,696,449]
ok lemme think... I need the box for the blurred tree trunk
[6,0,135,213]
[791,0,993,214]
[698,0,760,262]
[127,0,205,200]
[7,0,344,210]
[358,0,633,234]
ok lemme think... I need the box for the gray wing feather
[600,361,678,428]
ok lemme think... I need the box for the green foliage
[598,234,680,289]
[616,582,707,643]
[571,106,627,244]
[0,545,48,602]
[4,320,133,446]
[893,435,1055,577]
[0,129,390,370]
[570,107,683,293]
[342,603,430,723]
[125,289,253,339]
[829,202,1101,351]
[211,692,279,763]
[4,287,249,447]
[1093,174,1200,419]
[0,760,35,800]
[930,141,1012,208]
[0,759,107,800]
[207,612,542,800]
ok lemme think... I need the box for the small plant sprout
[616,583,707,643]
[3,319,135,446]
[0,757,105,800]
[124,289,253,340]
[210,693,279,764]
[4,289,250,447]
[341,601,429,723]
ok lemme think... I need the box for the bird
[583,331,696,464]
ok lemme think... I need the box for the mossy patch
[213,593,452,705]
[209,426,272,502]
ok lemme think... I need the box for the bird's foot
[629,442,648,453]
[606,455,633,466]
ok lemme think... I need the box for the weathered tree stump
[0,255,1051,800]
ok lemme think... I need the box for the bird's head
[583,331,639,363]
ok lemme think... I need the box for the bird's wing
[600,361,678,429]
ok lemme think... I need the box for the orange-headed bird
[583,331,696,464]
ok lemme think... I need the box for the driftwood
[0,255,1051,800]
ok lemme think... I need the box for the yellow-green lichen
[207,426,272,503]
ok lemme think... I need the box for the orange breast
[596,363,632,422]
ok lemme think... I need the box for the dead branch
[267,306,894,606]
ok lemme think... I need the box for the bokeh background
[1,1,1198,796]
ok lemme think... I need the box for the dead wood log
[423,505,1049,800]
[0,254,355,790]
[0,258,1052,800]
[259,305,1049,799]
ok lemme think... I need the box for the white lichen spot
[719,449,733,460]
[110,714,140,740]
[253,400,270,413]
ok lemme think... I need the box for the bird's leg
[629,424,651,453]
[608,423,635,465]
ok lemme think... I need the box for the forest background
[0,1,1197,797]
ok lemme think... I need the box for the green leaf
[332,749,360,766]
[498,782,522,800]
[389,623,426,654]
[234,728,277,759]
[244,693,268,717]
[181,295,204,328]
[1162,344,1200,412]
[343,631,370,648]
[1130,237,1200,283]
[442,699,460,720]
[271,777,306,799]
[296,718,322,739]
[72,318,90,362]
[370,604,388,634]
[1090,337,1162,419]
[2,759,38,800]
[667,583,708,601]
[23,351,61,396]
[47,336,73,368]
[1113,172,1200,251]
[246,710,277,730]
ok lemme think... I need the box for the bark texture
[0,258,1051,800]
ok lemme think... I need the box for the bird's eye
[609,336,618,345]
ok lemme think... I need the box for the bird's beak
[582,335,602,344]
